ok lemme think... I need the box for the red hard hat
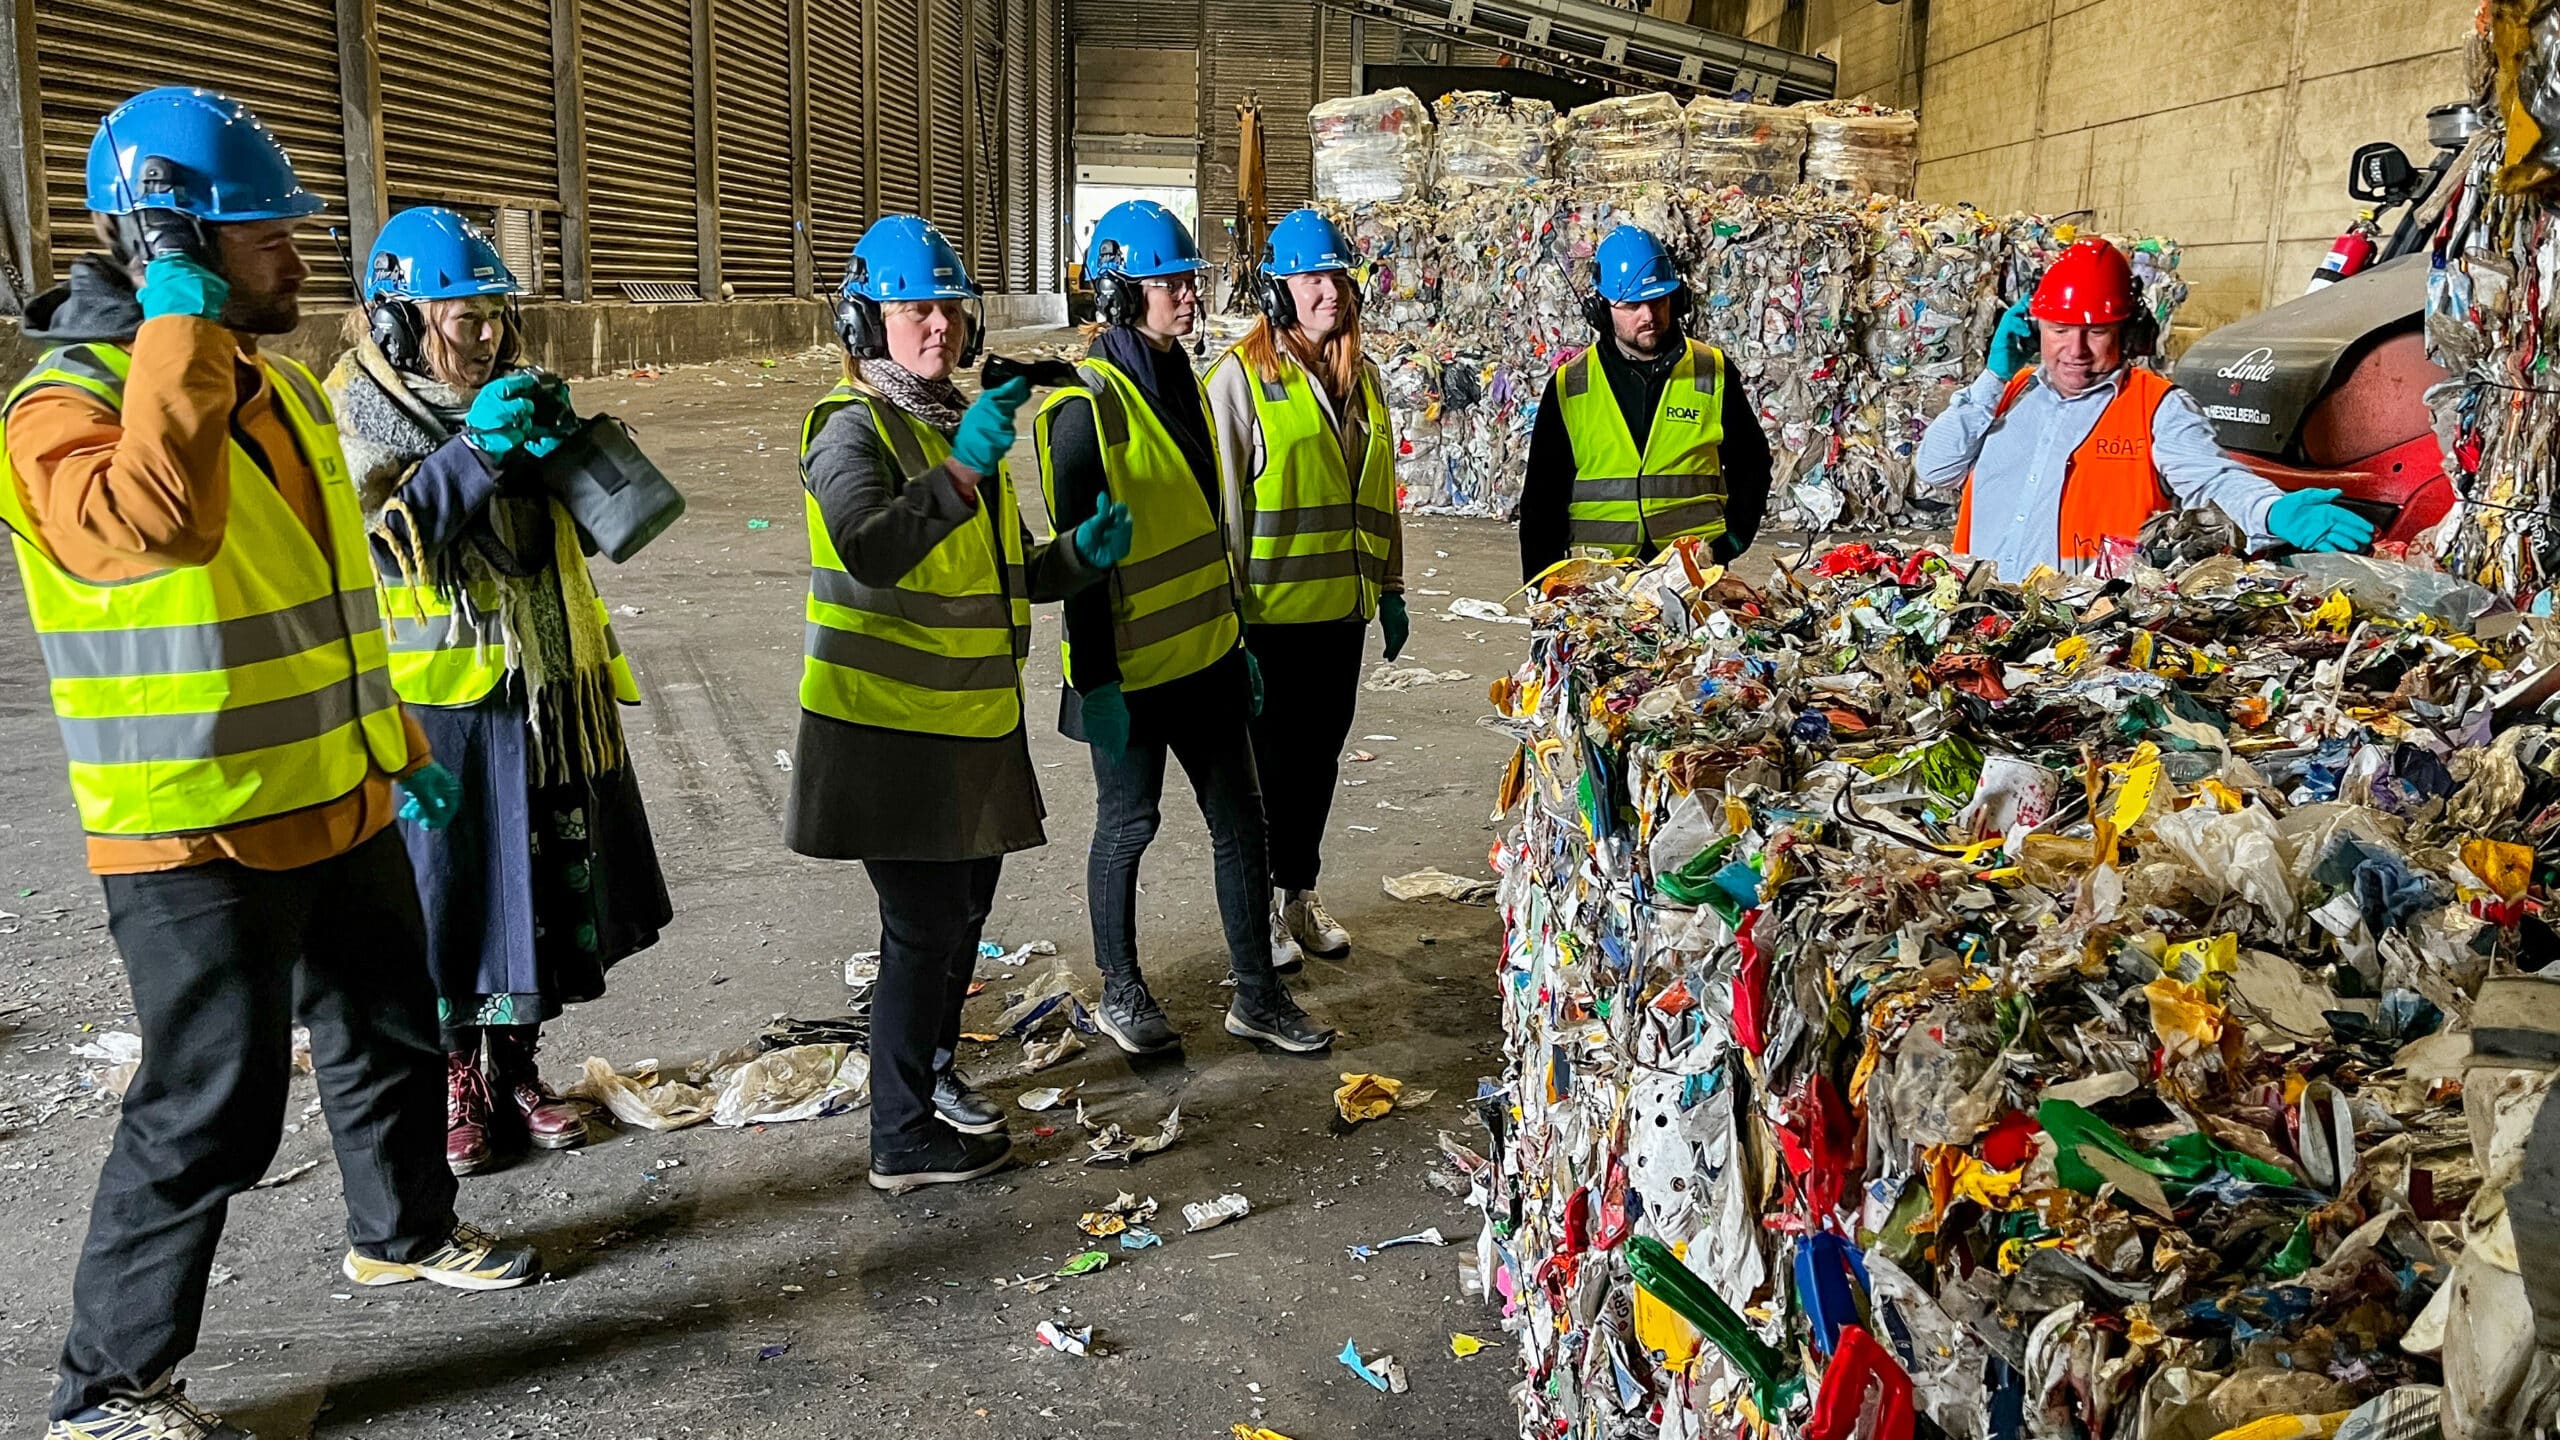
[2031,238,2137,325]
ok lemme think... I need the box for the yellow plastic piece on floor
[1233,1426,1298,1440]
[1451,1332,1488,1358]
[1336,1072,1405,1124]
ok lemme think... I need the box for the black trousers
[1086,703,1283,1004]
[54,827,459,1420]
[860,856,1001,1155]
[1244,619,1371,893]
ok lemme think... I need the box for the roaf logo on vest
[2089,434,2146,459]
[1663,404,1703,423]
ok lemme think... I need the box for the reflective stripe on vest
[798,385,1030,738]
[382,576,508,707]
[1556,340,1728,556]
[1226,351,1397,625]
[1954,367,2176,570]
[0,343,414,838]
[1033,359,1240,692]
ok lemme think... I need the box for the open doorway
[1071,180,1201,268]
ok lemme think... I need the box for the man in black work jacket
[1517,225,1774,582]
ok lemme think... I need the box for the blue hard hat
[85,86,324,222]
[1086,201,1202,279]
[844,215,977,302]
[1594,226,1683,305]
[1264,208,1352,278]
[364,207,518,303]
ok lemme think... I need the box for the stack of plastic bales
[1310,87,1435,204]
[1686,190,1864,529]
[1801,99,1920,200]
[1683,96,1809,196]
[1471,538,2522,1440]
[1555,93,1689,186]
[1434,90,1557,196]
[1833,200,2011,526]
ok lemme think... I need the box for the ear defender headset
[365,251,523,375]
[1579,277,1693,336]
[836,255,985,366]
[1092,240,1137,329]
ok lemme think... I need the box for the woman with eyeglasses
[1032,200,1333,1058]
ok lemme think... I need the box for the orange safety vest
[1954,367,2175,566]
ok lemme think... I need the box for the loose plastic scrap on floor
[1461,535,2549,1440]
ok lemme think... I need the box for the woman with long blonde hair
[328,206,669,1176]
[1204,208,1405,967]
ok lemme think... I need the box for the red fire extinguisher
[2308,209,2381,293]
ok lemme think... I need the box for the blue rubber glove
[1081,682,1131,760]
[1074,498,1134,569]
[138,256,229,322]
[1986,295,2037,379]
[396,761,463,831]
[1245,649,1265,718]
[2266,487,2377,553]
[952,377,1033,476]
[1378,593,1410,661]
[464,373,547,462]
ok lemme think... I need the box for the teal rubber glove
[396,761,463,831]
[2266,487,2377,553]
[1986,294,2037,379]
[1245,649,1266,718]
[1081,683,1131,760]
[138,256,229,322]
[1074,498,1134,569]
[464,373,547,463]
[952,377,1033,476]
[1378,593,1410,661]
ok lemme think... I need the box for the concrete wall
[1759,0,2477,332]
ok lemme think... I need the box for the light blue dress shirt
[1913,365,2285,578]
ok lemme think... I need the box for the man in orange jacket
[6,88,541,1440]
[1915,237,2373,576]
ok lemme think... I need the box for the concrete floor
[0,334,1532,1437]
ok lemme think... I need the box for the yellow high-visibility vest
[798,384,1031,737]
[1556,339,1728,555]
[1216,349,1396,624]
[0,342,413,837]
[1032,359,1239,691]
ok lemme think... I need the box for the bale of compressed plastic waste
[1555,92,1688,186]
[1310,87,1434,204]
[1433,90,1556,195]
[1466,538,2532,1440]
[1800,99,1919,200]
[1683,95,1808,195]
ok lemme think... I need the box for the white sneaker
[1268,890,1306,974]
[1284,888,1351,958]
[49,1380,252,1439]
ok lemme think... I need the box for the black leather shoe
[868,1129,1013,1194]
[933,1068,1005,1134]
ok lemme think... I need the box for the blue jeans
[1085,708,1283,1005]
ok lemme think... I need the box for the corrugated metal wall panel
[584,0,701,291]
[806,0,867,288]
[1075,47,1198,138]
[927,0,969,250]
[381,0,559,265]
[1067,0,1195,46]
[1035,0,1062,287]
[1003,0,1035,290]
[713,0,796,294]
[969,0,1002,285]
[36,0,349,284]
[1318,6,1353,103]
[1200,0,1317,267]
[875,0,928,215]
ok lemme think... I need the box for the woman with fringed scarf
[328,208,671,1175]
[787,215,1130,1194]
